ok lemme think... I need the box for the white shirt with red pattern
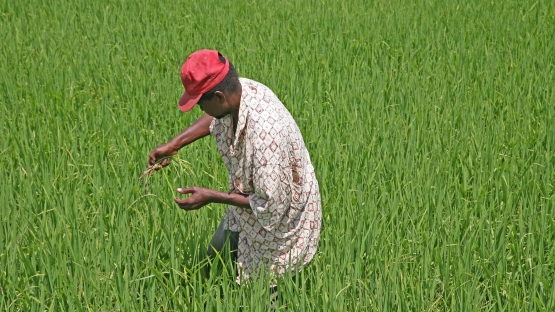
[209,78,322,284]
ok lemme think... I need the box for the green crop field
[1,0,554,310]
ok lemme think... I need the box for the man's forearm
[167,113,213,150]
[210,190,251,209]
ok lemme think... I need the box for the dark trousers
[207,217,239,263]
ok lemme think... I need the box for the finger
[161,158,171,167]
[174,197,188,205]
[177,187,194,194]
[174,198,187,208]
[148,152,157,167]
[174,197,196,210]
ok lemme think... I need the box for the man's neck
[230,82,242,130]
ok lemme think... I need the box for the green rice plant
[0,0,553,310]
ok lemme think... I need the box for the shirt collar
[232,80,249,147]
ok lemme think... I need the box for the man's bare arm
[148,113,213,167]
[174,187,251,210]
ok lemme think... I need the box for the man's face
[196,92,229,119]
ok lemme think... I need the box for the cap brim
[178,92,202,112]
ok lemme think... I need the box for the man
[147,49,321,285]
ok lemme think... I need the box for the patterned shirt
[209,78,322,283]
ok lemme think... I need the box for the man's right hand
[148,143,178,170]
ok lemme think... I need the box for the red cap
[178,50,230,112]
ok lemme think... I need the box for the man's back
[210,77,322,283]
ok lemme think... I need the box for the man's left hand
[174,187,214,210]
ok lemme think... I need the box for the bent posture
[148,50,321,284]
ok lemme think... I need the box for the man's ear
[214,91,225,103]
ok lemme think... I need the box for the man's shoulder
[239,77,275,99]
[241,78,284,108]
[241,81,298,140]
[239,77,267,88]
[241,79,285,120]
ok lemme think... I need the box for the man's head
[178,50,240,118]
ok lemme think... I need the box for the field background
[1,0,554,310]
